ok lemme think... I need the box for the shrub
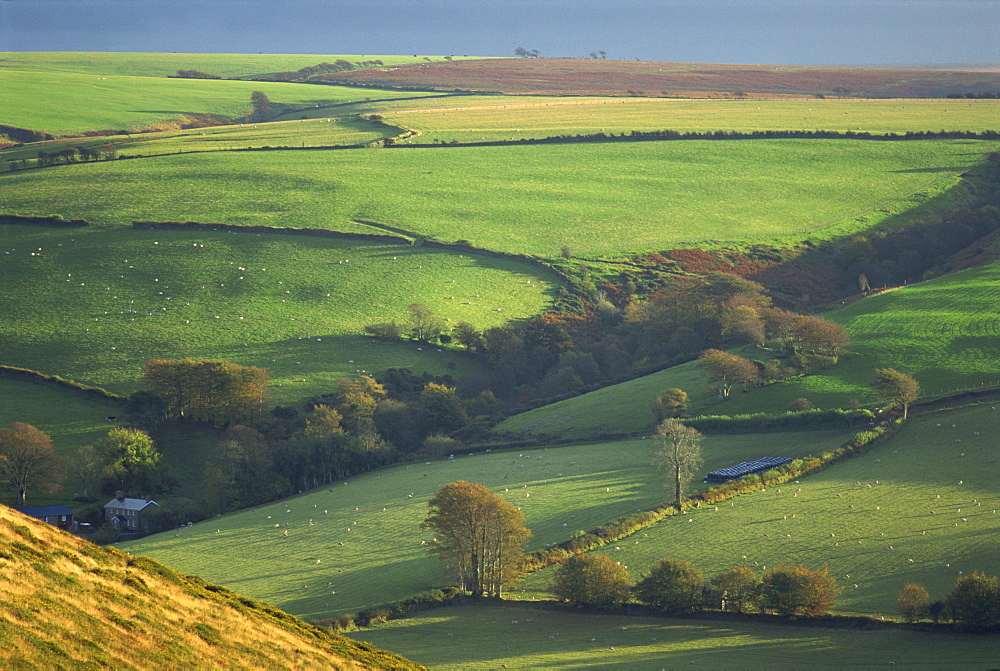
[757,565,840,617]
[550,554,630,609]
[947,571,1000,632]
[634,558,704,614]
[711,566,761,614]
[787,397,813,412]
[896,583,929,623]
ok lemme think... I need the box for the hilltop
[0,504,422,670]
[312,57,1000,98]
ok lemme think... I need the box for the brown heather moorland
[312,57,1000,98]
[0,505,422,670]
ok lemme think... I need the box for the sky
[1,0,997,65]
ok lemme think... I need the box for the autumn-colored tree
[711,566,761,614]
[653,420,704,509]
[652,388,688,422]
[302,405,344,438]
[896,583,929,623]
[697,349,759,399]
[142,359,269,424]
[634,558,704,614]
[791,315,850,357]
[97,427,161,496]
[333,375,387,434]
[0,423,64,505]
[873,368,920,419]
[422,481,531,597]
[947,571,1000,631]
[757,565,840,617]
[720,295,766,346]
[550,554,630,609]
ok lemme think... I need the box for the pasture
[3,139,996,256]
[347,604,1000,669]
[0,224,556,401]
[382,96,1000,143]
[721,257,1000,415]
[514,403,1000,618]
[120,427,854,619]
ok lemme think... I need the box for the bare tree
[653,420,704,509]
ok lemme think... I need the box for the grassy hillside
[722,258,1000,414]
[347,604,1000,669]
[4,139,995,256]
[0,504,422,670]
[120,427,853,619]
[0,224,555,401]
[497,255,1000,440]
[514,403,1000,618]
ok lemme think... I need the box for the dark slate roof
[103,497,159,511]
[706,456,792,481]
[17,504,75,518]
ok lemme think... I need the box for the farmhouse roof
[17,504,75,518]
[103,496,159,512]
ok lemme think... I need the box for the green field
[0,378,119,455]
[4,139,996,256]
[0,52,458,134]
[0,224,556,401]
[498,256,1000,440]
[120,427,854,619]
[383,96,1000,143]
[721,259,1000,414]
[514,403,1000,618]
[347,605,1000,669]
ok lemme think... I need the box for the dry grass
[0,505,422,670]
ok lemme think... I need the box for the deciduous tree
[873,368,920,419]
[0,423,64,505]
[70,443,105,500]
[422,481,530,597]
[653,420,704,509]
[634,558,704,614]
[947,571,1000,631]
[757,565,840,617]
[98,427,162,496]
[653,388,689,421]
[550,554,630,609]
[697,349,758,399]
[711,566,761,614]
[896,583,929,623]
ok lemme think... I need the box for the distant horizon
[2,0,997,66]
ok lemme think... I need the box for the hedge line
[0,365,125,404]
[0,214,90,227]
[522,414,905,572]
[680,408,875,433]
[131,220,412,245]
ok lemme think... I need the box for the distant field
[4,139,995,256]
[495,359,717,440]
[347,604,1000,669]
[0,377,118,455]
[514,403,1000,618]
[0,68,411,135]
[0,225,556,401]
[121,427,853,619]
[383,97,1000,143]
[0,52,453,79]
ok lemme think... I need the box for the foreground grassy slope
[121,427,853,619]
[4,139,995,256]
[0,225,555,401]
[348,605,1000,670]
[0,505,422,670]
[515,403,1000,617]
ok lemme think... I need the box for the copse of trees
[422,481,531,598]
[141,359,269,425]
